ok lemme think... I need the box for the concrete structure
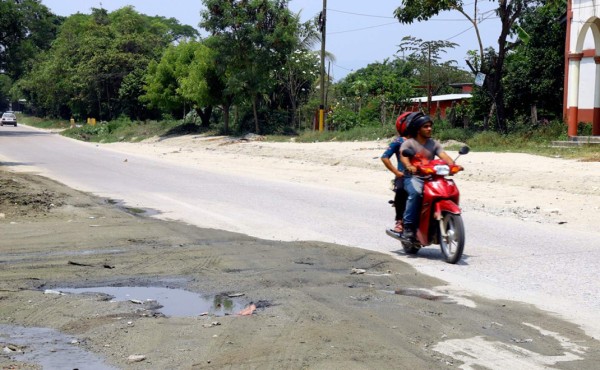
[565,0,600,136]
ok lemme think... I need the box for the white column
[568,56,582,108]
[596,59,600,109]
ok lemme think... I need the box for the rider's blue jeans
[403,175,424,230]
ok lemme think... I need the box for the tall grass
[17,115,69,129]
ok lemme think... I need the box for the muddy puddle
[56,286,247,317]
[0,324,117,369]
[107,198,161,217]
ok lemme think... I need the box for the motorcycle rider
[381,112,417,236]
[399,113,458,241]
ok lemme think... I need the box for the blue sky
[41,0,501,81]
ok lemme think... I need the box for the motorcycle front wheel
[439,212,465,264]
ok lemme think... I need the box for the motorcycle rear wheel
[439,213,465,264]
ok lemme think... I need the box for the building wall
[565,0,600,135]
[578,57,596,110]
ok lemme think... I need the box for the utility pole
[319,0,327,132]
[427,42,432,115]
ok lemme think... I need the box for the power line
[445,25,475,41]
[327,6,498,36]
[328,22,398,35]
[332,62,353,72]
[328,7,494,22]
[328,8,394,19]
[324,4,502,76]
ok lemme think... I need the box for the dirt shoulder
[1,164,600,368]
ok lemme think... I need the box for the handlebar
[410,160,463,176]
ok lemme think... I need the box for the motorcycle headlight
[434,164,450,176]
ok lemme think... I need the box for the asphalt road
[1,125,599,340]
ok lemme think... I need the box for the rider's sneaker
[393,220,403,233]
[401,229,416,242]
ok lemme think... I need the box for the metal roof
[410,94,472,103]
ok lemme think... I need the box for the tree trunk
[196,106,213,128]
[289,89,298,131]
[252,96,260,134]
[531,104,538,125]
[222,103,230,134]
[485,103,495,131]
[380,96,386,126]
[494,88,507,134]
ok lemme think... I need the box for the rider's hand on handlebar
[407,165,417,174]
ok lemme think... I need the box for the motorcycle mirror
[401,148,416,158]
[454,146,470,162]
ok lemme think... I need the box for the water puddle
[394,288,447,301]
[107,198,161,217]
[0,324,117,369]
[57,286,246,317]
[388,287,477,307]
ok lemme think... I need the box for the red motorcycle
[386,146,469,264]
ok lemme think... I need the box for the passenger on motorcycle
[381,112,418,235]
[399,113,459,241]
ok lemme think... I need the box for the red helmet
[395,112,412,135]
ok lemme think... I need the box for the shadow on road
[0,128,52,137]
[391,247,470,265]
[0,161,37,167]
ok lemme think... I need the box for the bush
[435,127,472,143]
[578,122,593,136]
[466,131,509,150]
[328,107,359,131]
[292,124,395,143]
[61,117,184,142]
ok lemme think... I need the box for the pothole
[55,286,247,317]
[0,324,117,369]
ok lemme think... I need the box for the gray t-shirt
[400,138,443,165]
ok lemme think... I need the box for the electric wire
[323,4,501,75]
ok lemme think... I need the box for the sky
[40,0,501,82]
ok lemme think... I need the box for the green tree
[273,19,321,130]
[143,39,229,130]
[179,41,224,128]
[503,2,565,123]
[394,0,560,133]
[0,0,62,80]
[332,58,416,130]
[17,6,198,120]
[0,74,12,111]
[200,0,299,134]
[142,41,202,120]
[397,36,462,111]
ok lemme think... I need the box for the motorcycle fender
[434,200,461,219]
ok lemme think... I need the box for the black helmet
[405,112,432,138]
